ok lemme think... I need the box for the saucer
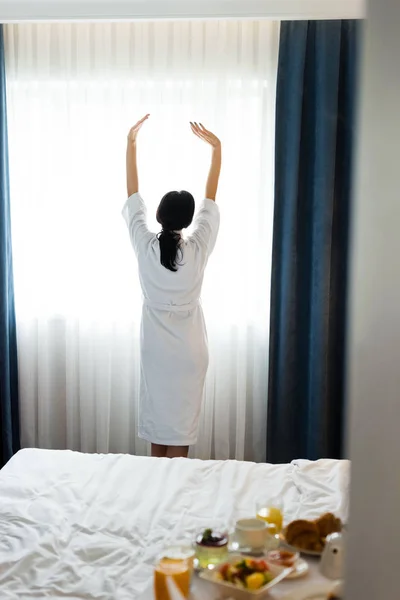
[228,533,280,556]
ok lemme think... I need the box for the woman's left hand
[128,114,150,144]
[190,122,221,149]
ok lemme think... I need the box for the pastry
[315,513,342,539]
[285,514,342,552]
[285,519,322,552]
[291,532,323,552]
[285,519,317,539]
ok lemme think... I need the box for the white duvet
[0,449,349,599]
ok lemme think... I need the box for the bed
[0,449,349,599]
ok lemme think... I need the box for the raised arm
[126,114,150,197]
[190,123,221,201]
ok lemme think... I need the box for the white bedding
[0,449,349,599]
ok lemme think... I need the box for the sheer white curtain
[5,21,278,461]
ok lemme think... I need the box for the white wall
[0,0,365,22]
[345,0,400,598]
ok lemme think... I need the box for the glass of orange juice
[154,557,190,600]
[256,499,284,534]
[162,545,195,577]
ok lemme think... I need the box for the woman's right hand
[128,114,150,144]
[190,122,221,149]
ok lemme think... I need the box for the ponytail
[156,190,195,271]
[157,229,182,272]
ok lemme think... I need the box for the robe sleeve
[190,199,220,256]
[121,192,151,255]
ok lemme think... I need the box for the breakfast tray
[138,556,331,600]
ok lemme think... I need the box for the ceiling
[0,0,366,22]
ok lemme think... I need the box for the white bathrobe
[122,193,220,446]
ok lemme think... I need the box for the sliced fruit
[245,572,265,590]
[263,572,274,584]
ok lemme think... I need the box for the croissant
[285,513,343,552]
[315,513,342,539]
[285,520,322,551]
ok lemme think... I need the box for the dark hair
[156,190,195,272]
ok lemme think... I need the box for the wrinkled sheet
[0,449,349,599]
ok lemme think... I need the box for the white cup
[235,518,270,550]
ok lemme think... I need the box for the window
[5,21,278,460]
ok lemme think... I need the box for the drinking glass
[256,499,283,534]
[154,558,190,600]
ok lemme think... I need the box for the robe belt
[143,299,200,312]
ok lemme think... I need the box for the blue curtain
[267,21,360,463]
[0,25,20,467]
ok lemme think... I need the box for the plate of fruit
[199,555,292,599]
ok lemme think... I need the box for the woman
[122,115,221,458]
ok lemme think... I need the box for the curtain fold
[267,20,360,463]
[4,21,279,462]
[0,25,20,468]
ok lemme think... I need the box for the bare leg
[166,446,189,459]
[151,443,168,458]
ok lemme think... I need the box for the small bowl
[266,549,300,568]
[199,554,292,600]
